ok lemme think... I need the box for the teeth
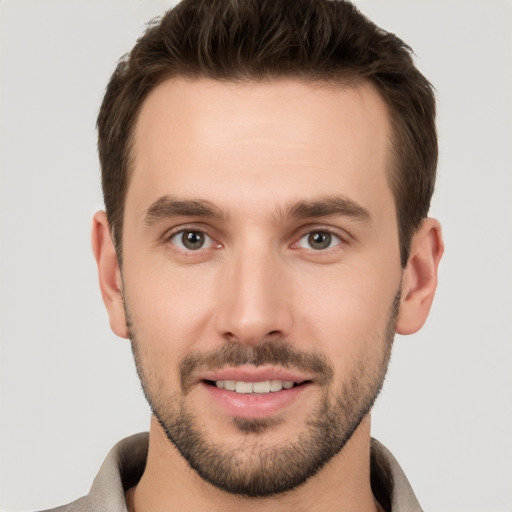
[224,380,236,391]
[235,381,253,393]
[270,379,283,392]
[214,380,295,394]
[252,381,271,393]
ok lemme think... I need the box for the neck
[127,415,380,512]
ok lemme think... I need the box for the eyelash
[293,229,344,252]
[163,226,348,254]
[164,227,220,252]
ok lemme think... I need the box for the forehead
[128,77,394,219]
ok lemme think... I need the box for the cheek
[294,264,399,360]
[122,259,220,367]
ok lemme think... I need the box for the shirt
[43,433,423,512]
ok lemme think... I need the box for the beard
[126,290,399,498]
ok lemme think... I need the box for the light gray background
[1,1,511,510]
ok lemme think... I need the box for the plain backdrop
[1,1,511,511]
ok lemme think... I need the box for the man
[49,0,443,510]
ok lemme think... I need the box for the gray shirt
[43,433,422,512]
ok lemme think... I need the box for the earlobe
[396,218,444,335]
[91,211,129,339]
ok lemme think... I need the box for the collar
[81,433,422,512]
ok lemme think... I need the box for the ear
[91,211,129,339]
[396,218,444,335]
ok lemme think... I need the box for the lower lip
[202,382,312,418]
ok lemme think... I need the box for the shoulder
[370,438,423,512]
[37,433,149,512]
[39,496,90,512]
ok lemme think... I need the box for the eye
[296,230,342,250]
[169,230,216,251]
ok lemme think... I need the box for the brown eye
[296,230,341,251]
[308,231,332,250]
[182,231,205,250]
[170,230,213,251]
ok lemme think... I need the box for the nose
[214,242,292,346]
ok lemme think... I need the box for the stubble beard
[126,291,399,498]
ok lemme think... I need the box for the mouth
[198,369,315,419]
[203,379,309,394]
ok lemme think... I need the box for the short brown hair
[97,0,437,266]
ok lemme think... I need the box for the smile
[198,367,314,417]
[212,379,297,394]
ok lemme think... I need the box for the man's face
[121,78,403,496]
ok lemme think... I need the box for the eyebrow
[285,196,371,222]
[143,194,370,226]
[144,196,227,226]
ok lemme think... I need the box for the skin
[92,78,443,512]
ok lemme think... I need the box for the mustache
[180,340,334,392]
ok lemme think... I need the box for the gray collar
[46,433,422,512]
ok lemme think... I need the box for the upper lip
[197,366,314,384]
